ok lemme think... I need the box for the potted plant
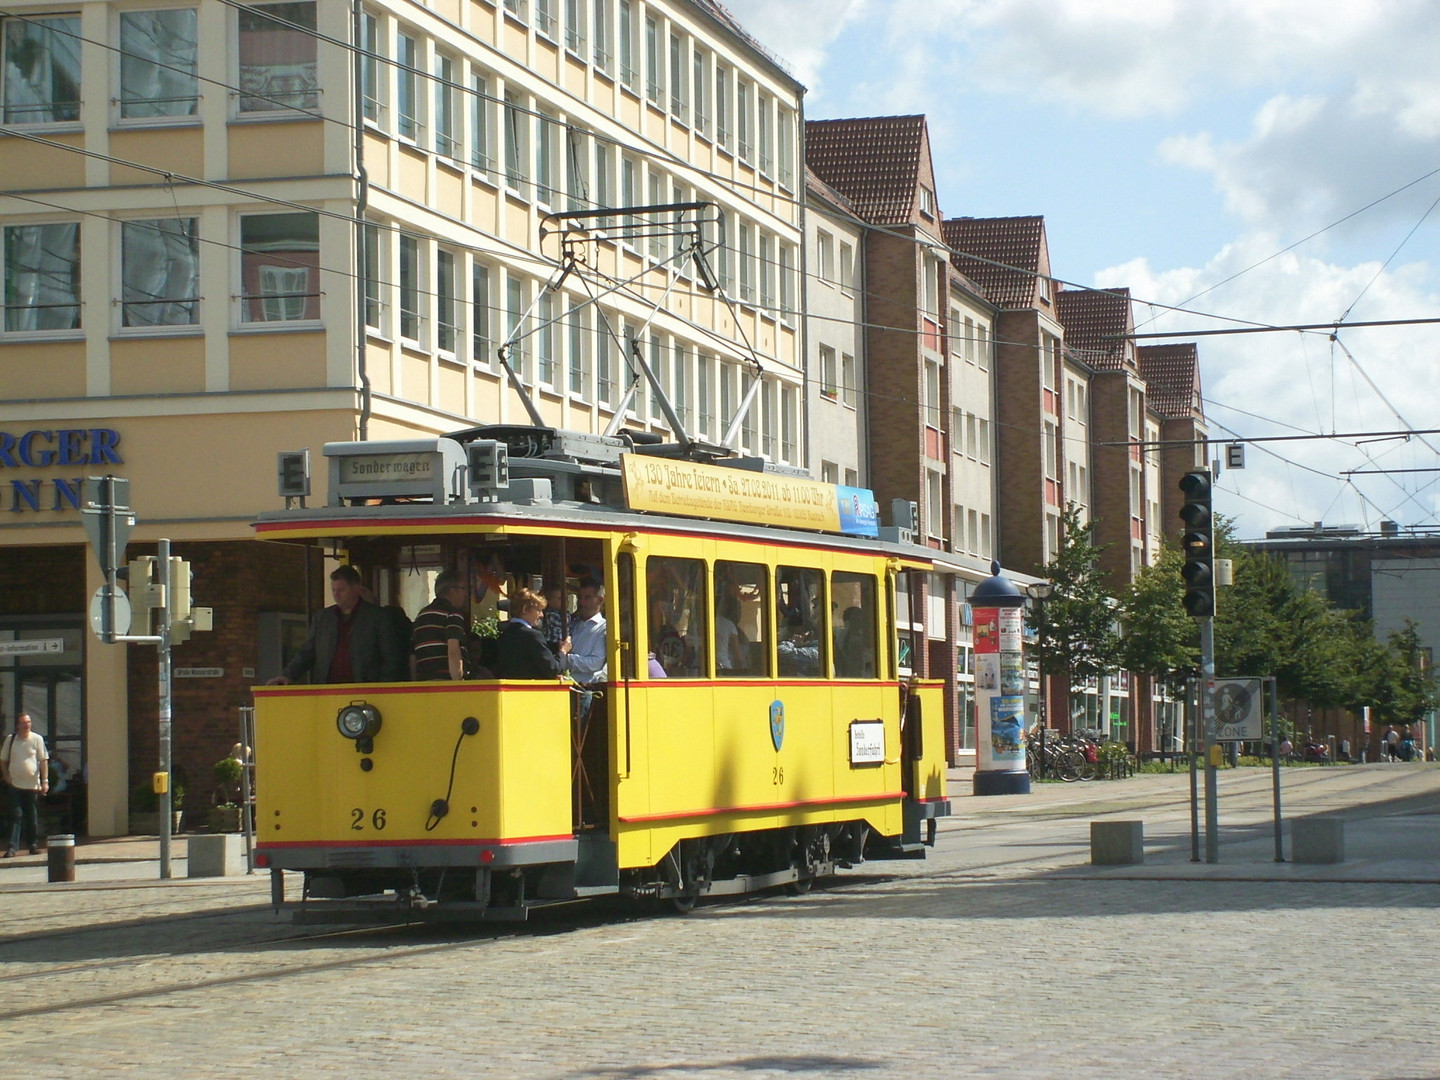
[209,755,246,833]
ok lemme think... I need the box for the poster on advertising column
[974,606,1027,772]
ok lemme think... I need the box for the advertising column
[971,562,1030,796]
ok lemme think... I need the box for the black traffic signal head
[1178,469,1215,618]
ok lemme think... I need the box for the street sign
[90,585,132,638]
[1213,677,1264,740]
[80,476,135,578]
[0,638,63,657]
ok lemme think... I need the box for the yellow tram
[252,426,951,919]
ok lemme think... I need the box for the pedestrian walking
[3,713,49,857]
[1383,725,1400,761]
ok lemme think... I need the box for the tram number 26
[350,807,387,831]
[772,766,784,786]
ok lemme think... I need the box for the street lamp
[1026,581,1054,776]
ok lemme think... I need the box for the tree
[1118,545,1198,692]
[1357,621,1439,729]
[1029,504,1122,726]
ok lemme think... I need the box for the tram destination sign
[621,456,878,536]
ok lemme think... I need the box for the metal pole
[1188,677,1200,862]
[239,706,256,873]
[1200,616,1218,863]
[1270,677,1284,862]
[157,538,173,880]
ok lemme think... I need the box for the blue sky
[724,0,1440,539]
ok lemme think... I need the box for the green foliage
[471,615,501,639]
[1118,546,1197,690]
[213,756,244,787]
[1029,503,1122,685]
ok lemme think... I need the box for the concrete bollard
[1091,820,1144,865]
[1292,817,1345,864]
[187,833,244,877]
[47,834,75,882]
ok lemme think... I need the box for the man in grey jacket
[267,566,401,684]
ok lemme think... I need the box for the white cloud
[715,0,870,99]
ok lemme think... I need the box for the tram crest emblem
[769,700,785,751]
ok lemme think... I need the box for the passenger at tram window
[493,587,569,679]
[776,566,824,677]
[561,579,608,684]
[268,565,402,685]
[646,556,706,677]
[832,572,877,679]
[714,561,767,676]
[410,569,469,681]
[541,582,568,652]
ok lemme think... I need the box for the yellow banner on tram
[621,455,842,532]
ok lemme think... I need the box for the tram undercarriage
[274,817,927,924]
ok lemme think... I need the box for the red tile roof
[943,216,1046,309]
[1057,287,1133,371]
[1138,343,1202,418]
[805,166,857,215]
[804,116,931,225]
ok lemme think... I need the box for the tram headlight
[336,702,382,742]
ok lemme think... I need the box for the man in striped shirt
[411,570,469,681]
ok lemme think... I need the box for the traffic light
[1178,469,1215,617]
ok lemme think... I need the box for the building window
[674,343,690,427]
[968,508,979,556]
[537,291,557,386]
[821,461,838,485]
[980,513,992,558]
[978,418,991,465]
[564,0,585,53]
[437,249,457,354]
[819,345,837,400]
[781,384,797,462]
[121,218,199,327]
[2,15,80,124]
[398,233,421,342]
[434,53,458,158]
[692,49,708,134]
[919,185,936,218]
[647,170,664,259]
[644,16,661,103]
[594,142,612,226]
[534,0,555,37]
[536,111,557,205]
[471,74,495,175]
[596,311,615,404]
[504,90,528,196]
[3,222,80,331]
[648,335,665,422]
[757,93,772,174]
[777,108,795,188]
[472,261,493,365]
[568,303,590,397]
[240,212,319,323]
[758,233,774,310]
[926,471,943,539]
[592,0,611,72]
[952,505,965,553]
[761,379,777,458]
[566,127,589,212]
[714,64,730,145]
[621,156,638,242]
[359,11,381,123]
[504,0,529,22]
[840,353,856,408]
[924,360,941,428]
[738,222,754,303]
[361,221,383,332]
[396,32,419,140]
[736,78,751,161]
[120,9,199,120]
[697,353,714,436]
[238,2,319,113]
[816,230,834,283]
[668,32,686,121]
[839,242,853,291]
[506,274,530,379]
[778,244,794,321]
[618,0,636,88]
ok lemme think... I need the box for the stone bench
[1091,820,1144,865]
[1291,817,1344,864]
[187,832,245,877]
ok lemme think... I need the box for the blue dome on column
[970,560,1024,608]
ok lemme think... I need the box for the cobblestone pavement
[3,765,1439,1080]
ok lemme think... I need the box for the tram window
[832,571,877,678]
[776,566,825,677]
[714,561,769,676]
[617,553,637,680]
[646,556,707,677]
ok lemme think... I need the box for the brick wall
[994,309,1045,575]
[0,544,85,615]
[1090,370,1136,589]
[126,540,318,805]
[863,231,926,519]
